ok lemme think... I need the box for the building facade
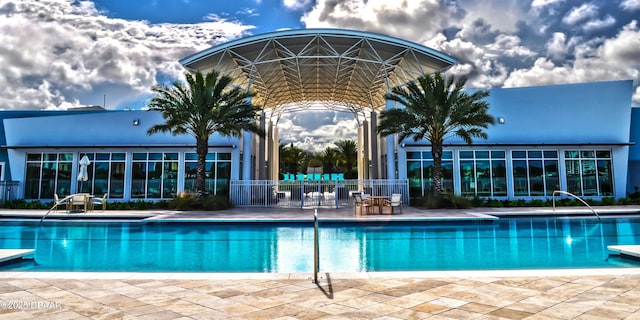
[0,80,635,202]
[395,80,634,200]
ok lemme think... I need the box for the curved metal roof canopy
[180,28,456,116]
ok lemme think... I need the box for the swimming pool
[1,218,639,272]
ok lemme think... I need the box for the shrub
[415,193,472,209]
[486,199,504,207]
[201,194,232,211]
[527,199,546,207]
[600,197,616,205]
[168,192,232,211]
[0,199,48,209]
[169,192,200,210]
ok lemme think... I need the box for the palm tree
[320,147,339,173]
[280,143,307,174]
[147,70,263,197]
[335,139,357,178]
[377,72,495,195]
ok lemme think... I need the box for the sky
[0,0,639,152]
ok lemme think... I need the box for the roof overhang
[180,28,456,116]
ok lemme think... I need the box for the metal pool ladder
[552,190,601,221]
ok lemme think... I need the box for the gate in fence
[229,179,409,208]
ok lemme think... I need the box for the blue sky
[0,0,639,151]
[92,0,306,32]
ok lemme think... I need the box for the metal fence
[0,181,19,204]
[229,179,409,208]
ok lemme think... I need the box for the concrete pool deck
[1,205,640,319]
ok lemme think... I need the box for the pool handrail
[552,190,601,221]
[313,208,319,284]
[40,194,74,224]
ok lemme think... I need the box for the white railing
[552,190,601,221]
[229,179,409,207]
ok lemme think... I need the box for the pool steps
[608,245,640,259]
[0,249,34,263]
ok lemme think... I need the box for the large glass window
[406,150,453,196]
[24,153,73,199]
[131,152,178,199]
[460,150,507,197]
[512,150,559,197]
[76,153,126,199]
[184,152,232,195]
[565,150,613,197]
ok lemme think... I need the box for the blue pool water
[1,218,640,272]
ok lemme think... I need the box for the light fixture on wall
[498,117,505,124]
[133,119,140,126]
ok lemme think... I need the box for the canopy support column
[370,111,378,179]
[258,111,266,180]
[385,99,397,179]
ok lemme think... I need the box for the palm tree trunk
[432,142,444,195]
[196,137,208,197]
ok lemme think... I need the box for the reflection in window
[131,152,178,199]
[564,150,613,197]
[511,150,559,197]
[460,150,506,197]
[406,151,453,196]
[184,152,232,195]
[24,153,73,199]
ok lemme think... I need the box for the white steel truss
[180,28,456,117]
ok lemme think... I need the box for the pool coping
[1,268,640,280]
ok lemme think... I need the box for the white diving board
[608,245,640,259]
[0,249,34,263]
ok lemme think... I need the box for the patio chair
[68,194,88,212]
[53,194,70,213]
[354,194,371,216]
[385,193,403,214]
[91,193,108,211]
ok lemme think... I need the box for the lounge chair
[385,193,402,214]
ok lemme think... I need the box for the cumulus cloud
[504,19,640,104]
[532,0,564,9]
[277,111,359,153]
[283,0,314,11]
[301,0,464,43]
[621,0,640,11]
[0,0,253,110]
[545,32,569,59]
[562,3,598,25]
[583,15,616,32]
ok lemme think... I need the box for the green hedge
[411,194,640,209]
[0,193,232,211]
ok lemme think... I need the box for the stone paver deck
[1,205,640,319]
[1,270,640,319]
